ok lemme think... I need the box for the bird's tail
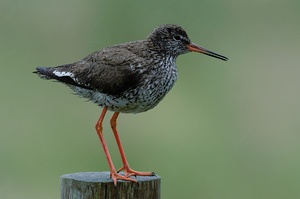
[33,67,56,79]
[33,66,91,90]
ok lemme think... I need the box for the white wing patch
[53,70,74,78]
[53,69,86,86]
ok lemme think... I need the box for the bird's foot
[117,166,155,177]
[110,170,137,186]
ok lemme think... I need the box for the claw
[116,166,124,173]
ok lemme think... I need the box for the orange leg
[95,108,137,185]
[110,112,154,177]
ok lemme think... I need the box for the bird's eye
[173,35,182,41]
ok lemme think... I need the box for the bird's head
[147,24,228,61]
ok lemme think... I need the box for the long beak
[187,43,228,61]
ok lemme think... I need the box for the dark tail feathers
[33,67,55,79]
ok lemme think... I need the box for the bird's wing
[39,46,145,96]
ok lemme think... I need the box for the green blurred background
[1,0,300,198]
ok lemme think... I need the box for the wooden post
[60,172,161,199]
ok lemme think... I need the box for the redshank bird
[34,24,228,185]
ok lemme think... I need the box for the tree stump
[60,172,161,199]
